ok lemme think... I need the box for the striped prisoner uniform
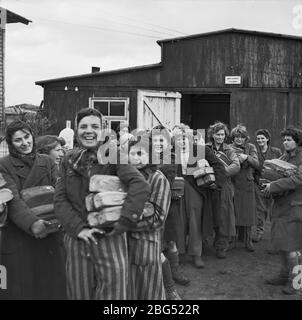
[128,168,171,300]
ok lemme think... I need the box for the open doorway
[181,93,230,141]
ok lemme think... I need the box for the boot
[226,237,236,252]
[193,255,205,268]
[237,226,244,242]
[162,259,182,300]
[164,251,190,286]
[244,227,255,252]
[266,252,288,286]
[282,252,301,295]
[165,287,182,300]
[214,230,227,259]
[215,238,227,259]
[266,274,288,286]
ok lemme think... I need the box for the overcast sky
[1,0,302,106]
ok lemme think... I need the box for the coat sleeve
[270,152,302,193]
[270,171,302,193]
[54,157,88,238]
[205,146,227,187]
[132,172,171,231]
[0,162,38,235]
[246,144,260,169]
[116,164,151,228]
[225,148,240,177]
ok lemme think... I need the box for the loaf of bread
[20,186,54,208]
[93,192,127,210]
[0,173,7,188]
[89,175,126,193]
[85,193,95,212]
[193,167,214,179]
[87,206,123,227]
[0,188,13,204]
[263,159,298,181]
[20,186,60,234]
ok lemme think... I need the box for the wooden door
[137,90,181,130]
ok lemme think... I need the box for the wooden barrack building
[36,28,302,147]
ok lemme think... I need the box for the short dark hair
[255,129,271,144]
[75,108,102,129]
[36,135,65,155]
[281,126,302,145]
[5,120,33,146]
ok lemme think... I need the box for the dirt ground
[176,222,302,300]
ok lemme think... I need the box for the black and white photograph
[0,0,302,303]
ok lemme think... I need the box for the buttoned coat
[207,143,240,236]
[231,142,259,226]
[0,154,66,300]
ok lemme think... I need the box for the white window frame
[89,97,129,131]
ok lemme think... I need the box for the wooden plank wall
[161,33,302,88]
[230,89,302,149]
[45,87,138,134]
[0,29,4,133]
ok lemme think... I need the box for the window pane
[93,101,108,116]
[110,101,125,116]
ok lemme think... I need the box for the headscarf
[5,120,36,167]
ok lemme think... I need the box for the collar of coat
[206,142,231,152]
[286,146,302,159]
[10,153,48,168]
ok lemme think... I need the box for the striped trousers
[64,233,128,300]
[128,233,166,300]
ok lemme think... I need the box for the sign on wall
[225,76,241,84]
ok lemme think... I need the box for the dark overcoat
[270,146,302,251]
[0,154,66,300]
[176,145,226,239]
[231,142,259,226]
[207,142,240,237]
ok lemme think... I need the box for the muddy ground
[176,222,302,300]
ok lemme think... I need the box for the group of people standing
[0,107,301,299]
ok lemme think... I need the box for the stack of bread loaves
[20,185,61,234]
[86,175,127,229]
[262,159,298,182]
[193,159,216,187]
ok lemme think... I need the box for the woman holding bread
[207,122,240,259]
[0,120,65,300]
[264,126,302,295]
[54,108,150,300]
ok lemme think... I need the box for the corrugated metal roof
[156,28,302,44]
[35,63,162,86]
[36,28,302,86]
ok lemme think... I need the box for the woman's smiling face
[77,115,102,149]
[11,129,33,155]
